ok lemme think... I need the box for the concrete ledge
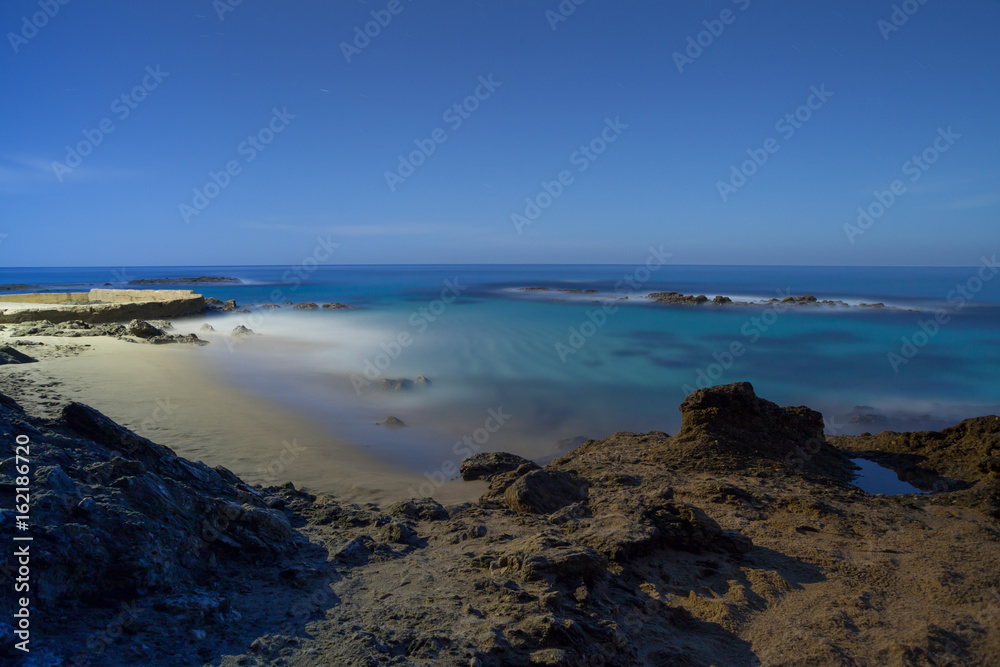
[0,289,205,324]
[0,292,89,304]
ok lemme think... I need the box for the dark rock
[648,292,709,305]
[0,345,36,365]
[504,470,588,514]
[232,325,256,337]
[293,303,319,310]
[222,299,238,311]
[321,303,352,310]
[672,382,852,480]
[125,319,165,339]
[382,416,406,428]
[387,498,448,522]
[713,295,732,305]
[461,452,538,481]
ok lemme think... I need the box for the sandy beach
[0,326,484,505]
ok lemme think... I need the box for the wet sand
[0,332,484,505]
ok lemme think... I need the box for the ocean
[3,264,999,476]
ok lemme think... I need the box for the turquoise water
[3,265,998,472]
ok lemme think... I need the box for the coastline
[0,329,484,505]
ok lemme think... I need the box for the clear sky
[1,1,997,267]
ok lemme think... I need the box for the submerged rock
[232,325,256,337]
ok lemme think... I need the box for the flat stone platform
[0,289,206,324]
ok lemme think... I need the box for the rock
[222,299,238,311]
[647,291,709,305]
[381,416,406,428]
[293,303,319,310]
[713,295,732,304]
[232,325,256,337]
[129,276,242,285]
[204,297,223,306]
[460,452,538,481]
[414,375,431,386]
[671,382,853,480]
[259,304,281,309]
[147,320,174,331]
[504,469,588,514]
[782,294,818,304]
[125,319,165,339]
[387,498,448,521]
[530,648,570,665]
[200,324,215,332]
[321,302,352,309]
[0,345,37,365]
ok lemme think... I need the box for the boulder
[321,303,352,310]
[672,382,852,480]
[0,345,36,365]
[200,323,215,332]
[504,470,588,514]
[461,452,538,481]
[125,319,165,339]
[232,325,256,337]
[293,303,319,310]
[382,416,406,428]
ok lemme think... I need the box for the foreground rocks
[2,383,998,665]
[4,319,208,346]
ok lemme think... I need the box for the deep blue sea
[3,264,998,473]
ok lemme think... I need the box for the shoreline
[0,328,484,505]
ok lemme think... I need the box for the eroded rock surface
[2,383,998,665]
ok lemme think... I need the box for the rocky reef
[1,383,998,665]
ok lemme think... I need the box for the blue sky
[1,0,997,267]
